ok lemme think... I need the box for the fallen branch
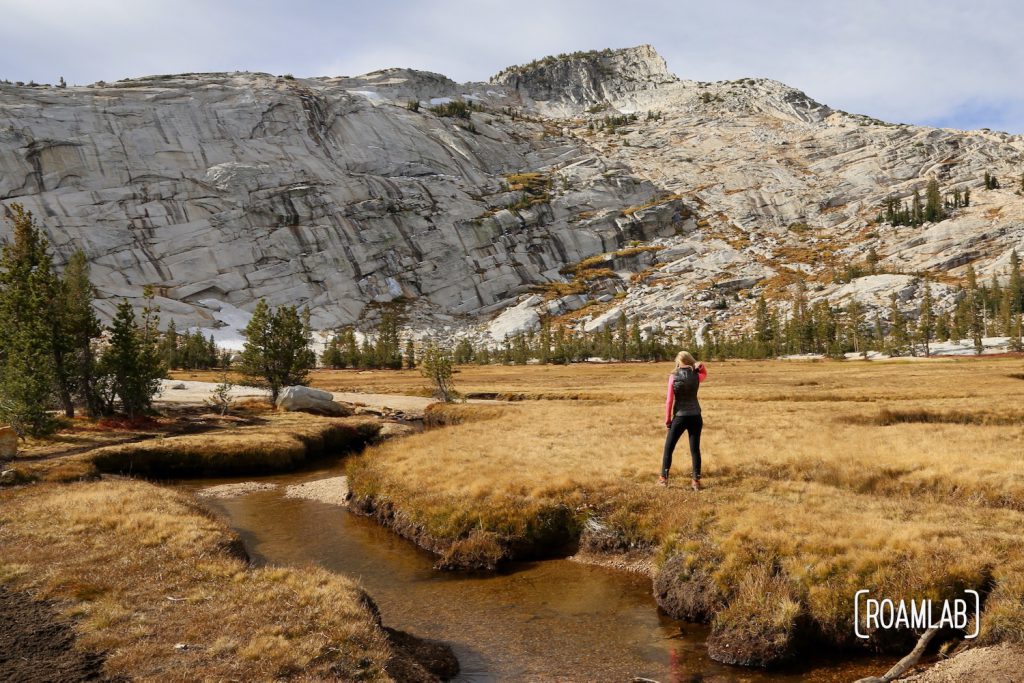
[854,627,939,683]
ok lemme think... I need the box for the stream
[183,460,896,682]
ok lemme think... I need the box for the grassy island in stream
[342,358,1024,666]
[5,409,380,483]
[0,478,447,681]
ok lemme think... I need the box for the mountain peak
[490,45,676,114]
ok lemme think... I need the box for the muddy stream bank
[183,459,895,682]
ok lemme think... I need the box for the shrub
[429,100,480,119]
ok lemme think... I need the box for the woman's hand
[695,361,704,371]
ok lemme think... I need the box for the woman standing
[660,351,707,490]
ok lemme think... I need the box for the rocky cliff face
[1,45,1022,344]
[0,67,685,333]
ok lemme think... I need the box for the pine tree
[924,178,944,223]
[537,321,552,364]
[0,205,61,435]
[60,250,104,416]
[374,310,403,369]
[888,294,908,356]
[453,338,474,365]
[968,290,984,355]
[321,333,345,368]
[793,280,813,353]
[359,337,374,368]
[917,279,935,357]
[935,311,950,343]
[420,340,456,402]
[911,189,923,226]
[102,300,164,418]
[999,288,1013,336]
[206,335,218,368]
[873,314,885,352]
[846,299,866,356]
[1010,248,1022,315]
[965,263,978,290]
[1011,312,1024,352]
[161,319,179,369]
[343,328,358,368]
[239,299,316,403]
[866,247,879,274]
[754,297,771,345]
[599,326,613,361]
[616,312,628,361]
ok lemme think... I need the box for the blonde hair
[675,351,697,369]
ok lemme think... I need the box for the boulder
[0,426,17,459]
[275,386,352,417]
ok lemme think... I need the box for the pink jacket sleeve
[698,363,707,383]
[664,375,674,423]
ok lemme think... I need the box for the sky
[1,0,1022,133]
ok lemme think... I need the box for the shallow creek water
[183,461,896,682]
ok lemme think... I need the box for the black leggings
[662,414,703,479]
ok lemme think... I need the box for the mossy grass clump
[91,414,379,477]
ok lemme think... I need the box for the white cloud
[1,0,1023,132]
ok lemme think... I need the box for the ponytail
[674,351,696,369]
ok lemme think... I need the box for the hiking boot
[691,479,702,491]
[657,475,668,487]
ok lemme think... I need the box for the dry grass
[0,479,396,681]
[344,357,1024,661]
[301,364,669,400]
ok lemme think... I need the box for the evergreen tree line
[477,314,683,365]
[321,310,405,370]
[718,254,1024,361]
[588,112,640,133]
[322,310,691,370]
[159,320,230,370]
[0,205,166,435]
